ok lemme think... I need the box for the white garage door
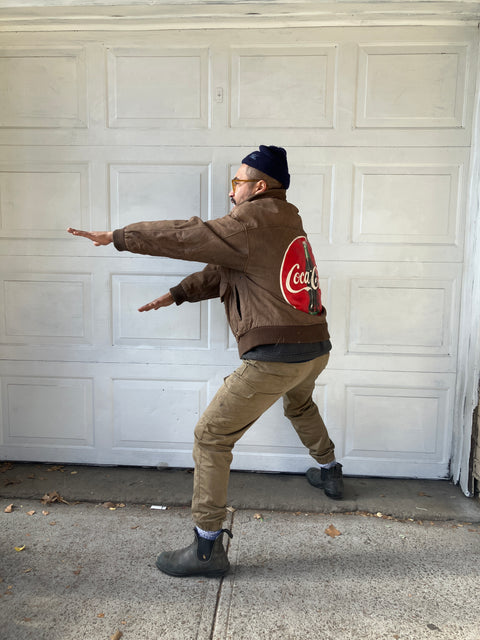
[0,22,478,478]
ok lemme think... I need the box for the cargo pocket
[224,363,256,399]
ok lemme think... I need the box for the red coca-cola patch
[280,236,322,315]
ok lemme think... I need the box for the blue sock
[196,526,222,540]
[318,460,337,469]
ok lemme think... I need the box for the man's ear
[254,180,268,194]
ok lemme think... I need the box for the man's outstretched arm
[68,227,174,312]
[68,228,221,310]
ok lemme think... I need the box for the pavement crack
[209,510,235,640]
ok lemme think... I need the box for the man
[68,145,343,578]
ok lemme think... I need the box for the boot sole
[325,491,343,500]
[155,558,230,578]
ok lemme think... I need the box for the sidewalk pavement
[1,463,480,640]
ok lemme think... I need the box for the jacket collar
[247,188,287,203]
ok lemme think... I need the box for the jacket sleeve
[112,215,248,271]
[170,264,221,305]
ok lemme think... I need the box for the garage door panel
[2,273,93,346]
[112,377,207,449]
[352,164,462,247]
[109,162,210,229]
[324,261,461,374]
[1,375,94,448]
[0,163,90,239]
[343,376,453,478]
[106,46,210,129]
[0,46,87,129]
[230,45,337,129]
[348,278,455,356]
[112,274,208,349]
[356,43,469,129]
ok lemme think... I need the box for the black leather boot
[306,463,344,500]
[156,528,233,578]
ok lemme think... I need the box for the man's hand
[67,228,113,246]
[138,292,175,312]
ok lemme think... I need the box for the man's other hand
[67,228,113,246]
[138,292,175,312]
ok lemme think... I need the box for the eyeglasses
[231,178,259,193]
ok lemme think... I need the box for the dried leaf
[111,631,123,640]
[47,466,65,472]
[0,462,14,473]
[253,513,263,520]
[325,524,341,538]
[4,504,14,513]
[97,613,105,618]
[42,510,50,516]
[14,545,26,552]
[41,491,69,505]
[26,510,35,516]
[226,506,236,513]
[102,502,116,509]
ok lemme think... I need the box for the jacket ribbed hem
[237,324,330,358]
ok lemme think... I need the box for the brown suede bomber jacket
[113,189,329,357]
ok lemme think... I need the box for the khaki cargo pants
[192,353,334,531]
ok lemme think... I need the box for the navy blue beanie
[242,145,290,189]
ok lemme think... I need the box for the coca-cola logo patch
[280,236,322,315]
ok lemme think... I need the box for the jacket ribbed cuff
[170,284,187,306]
[113,228,126,251]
